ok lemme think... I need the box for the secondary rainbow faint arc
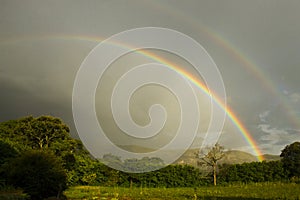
[0,34,265,161]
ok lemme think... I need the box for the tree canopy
[0,116,92,188]
[280,141,300,178]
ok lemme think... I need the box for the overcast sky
[1,0,300,156]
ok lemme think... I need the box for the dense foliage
[0,140,18,166]
[0,116,89,198]
[0,116,90,185]
[4,150,67,200]
[118,164,209,187]
[280,141,300,178]
[219,160,287,183]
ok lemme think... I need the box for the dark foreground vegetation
[0,116,299,199]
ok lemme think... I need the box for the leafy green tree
[0,119,32,152]
[280,141,300,178]
[197,143,225,186]
[13,116,70,149]
[5,150,67,200]
[0,115,91,186]
[68,154,99,186]
[0,116,76,152]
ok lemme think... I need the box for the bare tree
[197,143,225,186]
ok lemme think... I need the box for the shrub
[0,140,18,166]
[5,150,67,200]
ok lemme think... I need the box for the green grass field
[64,182,300,200]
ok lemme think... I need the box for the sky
[0,0,300,157]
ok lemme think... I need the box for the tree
[0,115,90,186]
[0,116,72,151]
[280,141,300,178]
[0,116,87,164]
[197,143,225,186]
[14,116,70,149]
[5,150,67,200]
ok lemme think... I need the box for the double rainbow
[0,34,265,161]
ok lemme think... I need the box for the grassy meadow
[64,182,300,200]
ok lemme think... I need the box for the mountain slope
[116,145,280,167]
[175,149,280,167]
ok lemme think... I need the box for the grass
[0,187,29,200]
[64,182,300,200]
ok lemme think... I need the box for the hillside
[118,145,154,153]
[116,145,280,167]
[219,150,259,164]
[263,154,281,161]
[175,149,280,167]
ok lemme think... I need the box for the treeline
[100,154,165,173]
[0,116,299,199]
[219,160,287,183]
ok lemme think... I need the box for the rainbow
[0,34,265,161]
[132,49,265,161]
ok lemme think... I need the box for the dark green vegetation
[5,151,67,200]
[0,116,87,199]
[281,141,300,178]
[219,160,287,183]
[0,115,299,199]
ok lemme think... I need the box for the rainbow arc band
[1,34,264,161]
[135,49,265,162]
[70,33,264,161]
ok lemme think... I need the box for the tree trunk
[213,164,217,186]
[38,140,43,149]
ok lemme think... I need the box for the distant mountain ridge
[261,154,281,161]
[175,149,281,167]
[116,145,280,167]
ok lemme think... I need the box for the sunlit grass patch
[65,182,300,200]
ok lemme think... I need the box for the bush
[5,150,67,200]
[280,141,300,178]
[0,140,19,187]
[0,140,18,166]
